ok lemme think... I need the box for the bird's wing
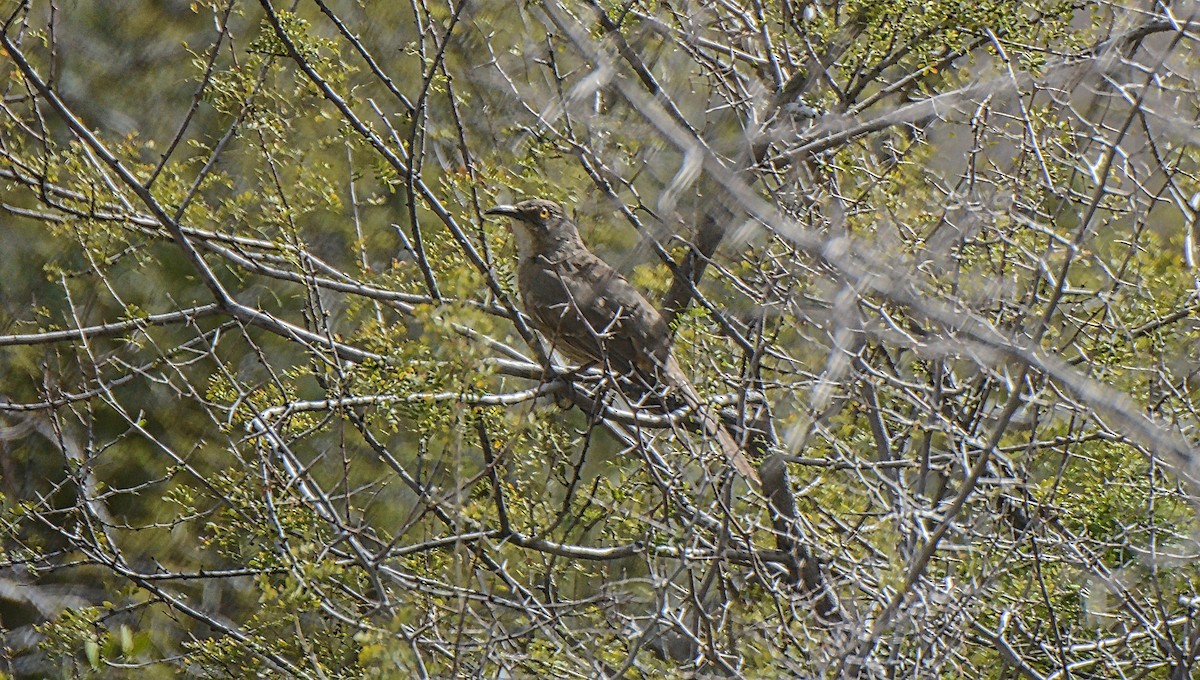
[569,257,761,486]
[528,252,761,486]
[534,252,672,375]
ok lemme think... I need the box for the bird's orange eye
[538,207,550,219]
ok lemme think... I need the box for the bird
[486,198,760,486]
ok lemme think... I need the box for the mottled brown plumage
[487,198,759,485]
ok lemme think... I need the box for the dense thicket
[2,1,1200,677]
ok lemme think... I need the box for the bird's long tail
[662,356,761,487]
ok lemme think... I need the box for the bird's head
[486,198,581,259]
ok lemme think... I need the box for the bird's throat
[508,221,536,262]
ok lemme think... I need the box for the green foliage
[37,607,165,678]
[4,0,1200,677]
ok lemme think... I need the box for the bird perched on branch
[486,198,760,486]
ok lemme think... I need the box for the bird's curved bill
[485,205,520,217]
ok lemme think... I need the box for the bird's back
[518,247,672,381]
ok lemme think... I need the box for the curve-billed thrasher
[486,198,759,485]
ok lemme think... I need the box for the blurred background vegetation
[2,0,1200,677]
